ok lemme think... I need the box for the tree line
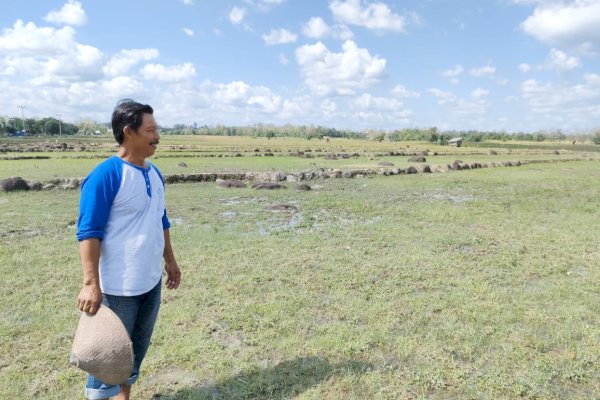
[0,116,108,136]
[1,116,599,144]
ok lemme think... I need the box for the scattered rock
[178,162,188,168]
[377,162,395,167]
[408,156,426,162]
[267,204,299,212]
[217,180,247,188]
[28,181,43,191]
[61,178,81,190]
[1,177,29,192]
[406,166,418,174]
[252,182,286,190]
[296,183,312,191]
[244,171,285,182]
[489,150,498,155]
[450,161,461,170]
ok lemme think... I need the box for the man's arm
[163,229,181,289]
[77,238,102,314]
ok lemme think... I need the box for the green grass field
[1,136,600,399]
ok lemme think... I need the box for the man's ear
[123,125,133,142]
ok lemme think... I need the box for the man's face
[129,113,160,158]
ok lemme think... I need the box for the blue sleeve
[150,162,171,230]
[76,157,122,241]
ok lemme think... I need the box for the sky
[1,0,599,133]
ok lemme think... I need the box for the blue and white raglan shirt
[76,156,171,296]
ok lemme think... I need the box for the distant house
[449,137,463,147]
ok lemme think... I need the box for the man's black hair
[111,99,154,145]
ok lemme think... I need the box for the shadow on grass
[153,356,373,400]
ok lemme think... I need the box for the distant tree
[373,133,385,142]
[593,132,600,145]
[45,119,59,135]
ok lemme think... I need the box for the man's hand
[165,262,181,289]
[77,283,102,315]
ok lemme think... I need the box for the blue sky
[1,0,599,133]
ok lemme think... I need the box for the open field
[1,135,599,181]
[1,136,600,399]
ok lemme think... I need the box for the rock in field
[252,182,286,190]
[217,180,247,188]
[1,177,29,192]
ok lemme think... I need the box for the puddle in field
[257,212,303,235]
[171,217,184,226]
[221,197,242,206]
[428,193,475,203]
[0,229,42,238]
[221,196,268,206]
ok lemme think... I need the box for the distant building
[449,137,463,147]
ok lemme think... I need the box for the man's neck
[118,147,146,167]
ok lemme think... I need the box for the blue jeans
[85,280,161,400]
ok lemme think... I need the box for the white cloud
[302,17,354,40]
[229,7,246,25]
[441,65,463,84]
[41,43,103,81]
[44,1,87,26]
[518,77,600,129]
[182,28,195,37]
[428,87,489,115]
[348,93,412,124]
[391,84,420,98]
[103,48,159,77]
[585,73,600,86]
[183,0,194,4]
[0,20,104,85]
[519,63,532,73]
[262,29,297,45]
[428,88,455,104]
[244,0,286,11]
[0,20,77,56]
[140,63,196,82]
[321,99,338,116]
[214,80,250,105]
[279,53,289,65]
[303,17,332,39]
[351,93,403,111]
[248,90,283,113]
[330,0,405,33]
[471,88,489,99]
[470,65,496,77]
[547,48,580,71]
[102,76,146,98]
[521,0,600,54]
[209,80,283,114]
[442,65,463,78]
[295,40,386,96]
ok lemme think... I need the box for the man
[76,99,181,400]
